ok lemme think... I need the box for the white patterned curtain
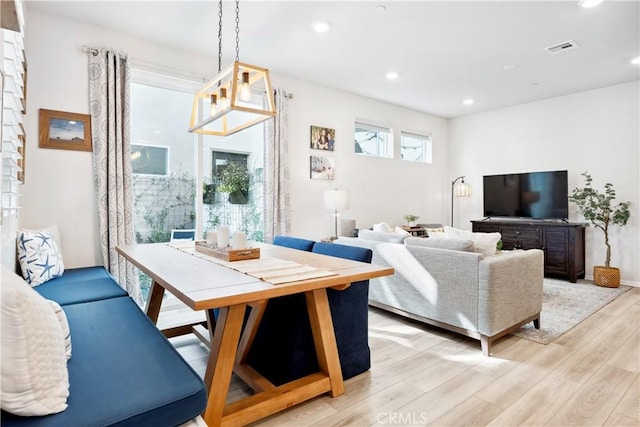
[263,90,291,243]
[88,49,141,304]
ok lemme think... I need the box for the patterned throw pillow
[17,230,65,287]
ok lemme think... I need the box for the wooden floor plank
[311,381,424,426]
[373,368,495,425]
[430,396,504,426]
[611,375,640,422]
[474,342,571,408]
[546,364,637,426]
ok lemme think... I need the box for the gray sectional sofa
[335,233,544,355]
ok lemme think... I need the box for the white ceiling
[26,0,640,118]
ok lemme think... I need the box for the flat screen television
[483,170,568,220]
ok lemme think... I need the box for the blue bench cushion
[247,242,373,385]
[2,296,207,427]
[272,236,315,252]
[35,267,128,306]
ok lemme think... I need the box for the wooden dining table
[116,241,394,426]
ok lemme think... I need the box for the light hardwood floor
[169,288,640,426]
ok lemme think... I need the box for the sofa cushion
[444,226,501,257]
[2,296,208,427]
[405,236,475,252]
[358,229,408,244]
[17,230,65,286]
[1,266,69,416]
[35,267,128,306]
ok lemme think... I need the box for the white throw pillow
[48,300,72,360]
[394,226,410,236]
[372,222,393,233]
[16,230,65,286]
[1,266,70,416]
[444,226,501,257]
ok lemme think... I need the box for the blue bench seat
[2,266,207,426]
[34,267,128,306]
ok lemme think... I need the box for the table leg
[144,280,165,324]
[305,288,345,397]
[203,304,247,426]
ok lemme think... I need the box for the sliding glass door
[130,70,265,302]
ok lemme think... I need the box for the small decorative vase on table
[569,172,631,288]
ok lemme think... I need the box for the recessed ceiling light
[312,21,330,33]
[385,71,399,80]
[579,0,604,8]
[632,56,640,65]
[503,64,519,71]
[375,5,387,12]
[463,98,474,105]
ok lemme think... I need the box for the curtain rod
[81,45,295,98]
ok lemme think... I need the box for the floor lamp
[324,189,349,240]
[451,176,472,227]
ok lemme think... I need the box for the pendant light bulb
[209,94,218,115]
[239,72,252,102]
[218,88,229,109]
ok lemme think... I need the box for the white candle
[206,231,217,246]
[232,231,247,249]
[217,226,230,249]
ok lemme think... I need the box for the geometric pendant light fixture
[189,0,276,136]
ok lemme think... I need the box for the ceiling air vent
[544,40,580,55]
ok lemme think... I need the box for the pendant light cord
[235,0,240,62]
[217,0,223,74]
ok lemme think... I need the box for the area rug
[512,278,631,344]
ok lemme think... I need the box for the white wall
[24,10,448,266]
[449,81,640,285]
[272,75,449,240]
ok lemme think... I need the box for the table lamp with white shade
[324,189,349,240]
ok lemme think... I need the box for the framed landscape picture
[310,125,335,151]
[39,109,92,152]
[310,155,335,180]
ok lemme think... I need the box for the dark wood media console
[471,220,586,283]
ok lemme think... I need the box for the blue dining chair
[247,240,373,385]
[272,235,315,252]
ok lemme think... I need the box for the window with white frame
[401,131,432,163]
[131,144,169,175]
[354,122,392,158]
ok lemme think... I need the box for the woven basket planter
[593,266,620,288]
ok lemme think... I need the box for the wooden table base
[201,288,344,427]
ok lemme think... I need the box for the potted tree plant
[218,162,251,205]
[569,172,631,288]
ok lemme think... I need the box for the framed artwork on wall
[310,155,335,180]
[310,125,335,151]
[39,109,92,152]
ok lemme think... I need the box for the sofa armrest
[477,249,544,336]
